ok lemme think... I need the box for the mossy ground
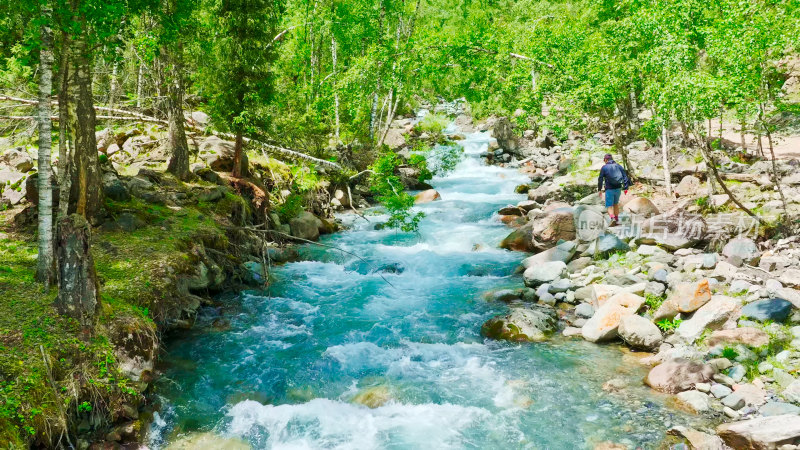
[0,175,238,448]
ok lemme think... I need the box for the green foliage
[407,154,433,183]
[721,346,739,361]
[415,113,449,136]
[655,317,683,333]
[644,294,664,311]
[277,193,304,223]
[638,119,663,145]
[369,152,424,232]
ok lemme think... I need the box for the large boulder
[289,211,323,241]
[520,241,577,269]
[500,221,534,252]
[523,261,567,287]
[675,295,741,343]
[717,415,800,449]
[722,238,760,265]
[414,189,441,204]
[741,298,794,323]
[653,279,712,320]
[618,315,663,351]
[398,166,433,190]
[645,358,714,394]
[491,117,520,154]
[199,136,248,174]
[595,233,630,257]
[623,197,660,218]
[481,306,557,342]
[674,175,701,197]
[0,148,33,172]
[581,292,645,342]
[530,207,576,250]
[637,209,707,251]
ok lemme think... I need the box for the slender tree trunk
[764,124,788,220]
[108,61,119,109]
[331,35,340,142]
[164,41,191,180]
[232,131,244,178]
[63,20,103,222]
[57,31,71,219]
[661,125,672,196]
[740,119,746,153]
[36,0,56,285]
[136,61,144,109]
[692,126,763,223]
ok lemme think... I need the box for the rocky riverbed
[476,113,800,449]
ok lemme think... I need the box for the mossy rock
[481,306,557,342]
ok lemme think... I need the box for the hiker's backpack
[609,163,630,189]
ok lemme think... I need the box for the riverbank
[0,120,362,447]
[477,113,800,447]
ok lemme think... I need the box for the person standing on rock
[598,153,630,226]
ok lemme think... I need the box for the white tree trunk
[36,0,55,285]
[661,125,672,196]
[136,62,144,108]
[331,36,340,141]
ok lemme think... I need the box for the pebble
[711,384,733,398]
[758,361,775,373]
[575,303,595,318]
[723,406,740,419]
[776,350,792,364]
[695,382,711,393]
[728,365,747,382]
[713,373,735,387]
[721,392,745,410]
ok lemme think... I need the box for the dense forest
[1,0,800,447]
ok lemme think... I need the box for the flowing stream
[150,129,702,449]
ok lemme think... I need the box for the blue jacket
[598,161,630,191]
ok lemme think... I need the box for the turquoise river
[148,127,703,449]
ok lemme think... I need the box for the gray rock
[676,390,712,413]
[289,211,323,241]
[741,298,794,323]
[549,278,572,293]
[595,233,630,257]
[722,392,746,410]
[645,358,715,394]
[575,303,595,318]
[481,306,557,342]
[730,279,753,294]
[717,415,800,449]
[722,238,761,265]
[485,289,521,303]
[645,281,666,297]
[618,314,663,351]
[674,175,701,197]
[0,148,33,172]
[538,292,557,306]
[728,365,747,382]
[523,261,567,287]
[711,384,733,398]
[760,402,800,417]
[652,269,669,284]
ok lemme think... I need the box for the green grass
[0,183,233,446]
